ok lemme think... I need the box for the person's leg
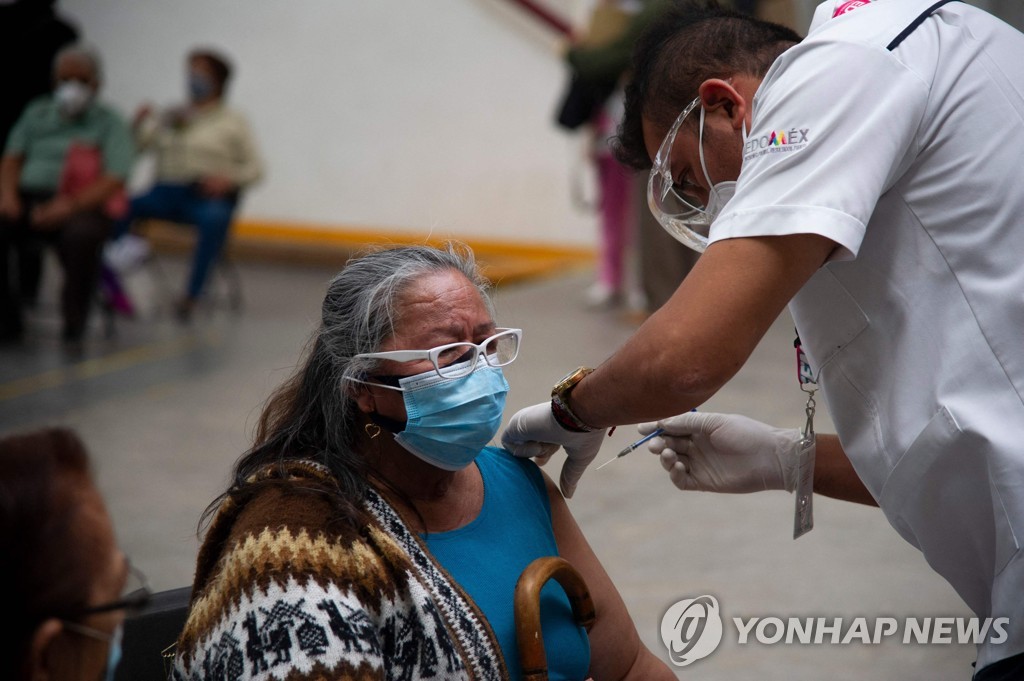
[114,183,190,238]
[104,184,194,312]
[0,195,47,340]
[180,190,236,307]
[633,172,700,314]
[595,153,634,298]
[0,216,26,340]
[13,191,51,309]
[54,211,112,341]
[16,239,44,308]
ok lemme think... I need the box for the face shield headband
[647,96,747,253]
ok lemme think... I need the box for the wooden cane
[514,556,596,681]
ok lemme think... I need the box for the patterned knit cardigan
[171,461,509,680]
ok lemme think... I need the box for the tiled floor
[0,254,977,679]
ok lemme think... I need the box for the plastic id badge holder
[793,338,817,539]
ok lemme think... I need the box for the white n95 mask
[55,80,93,118]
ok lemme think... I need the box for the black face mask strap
[887,0,960,51]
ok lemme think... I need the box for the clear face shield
[647,96,743,253]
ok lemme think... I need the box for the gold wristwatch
[550,367,596,432]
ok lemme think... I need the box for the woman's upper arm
[543,470,676,680]
[178,578,387,679]
[179,482,389,679]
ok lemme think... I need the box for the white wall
[67,0,1019,248]
[61,0,598,246]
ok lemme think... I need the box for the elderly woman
[112,47,263,321]
[0,44,133,344]
[172,244,674,680]
[1,427,150,680]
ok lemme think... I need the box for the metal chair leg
[218,253,244,312]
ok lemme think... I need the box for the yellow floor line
[143,220,596,285]
[233,220,595,260]
[0,331,222,402]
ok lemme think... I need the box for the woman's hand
[132,103,154,128]
[30,196,77,230]
[199,175,236,198]
[0,192,22,221]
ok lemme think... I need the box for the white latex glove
[501,402,608,498]
[638,411,802,493]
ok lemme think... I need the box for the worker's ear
[698,78,748,131]
[27,618,63,681]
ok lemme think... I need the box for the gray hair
[53,43,103,83]
[221,242,492,524]
[327,242,487,393]
[323,241,492,441]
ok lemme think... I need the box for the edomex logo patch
[660,595,724,667]
[743,127,811,161]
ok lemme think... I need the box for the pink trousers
[595,153,634,291]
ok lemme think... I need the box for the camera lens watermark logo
[660,595,724,667]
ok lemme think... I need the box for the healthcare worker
[500,1,1024,678]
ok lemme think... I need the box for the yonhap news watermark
[660,595,1010,667]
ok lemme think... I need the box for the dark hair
[614,0,801,169]
[200,243,492,531]
[188,48,232,94]
[0,428,99,673]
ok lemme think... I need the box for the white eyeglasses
[354,328,522,381]
[648,96,713,253]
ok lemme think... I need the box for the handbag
[554,2,632,130]
[57,141,129,219]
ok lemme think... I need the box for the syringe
[596,428,665,470]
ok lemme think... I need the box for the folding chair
[115,586,192,681]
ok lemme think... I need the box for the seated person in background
[172,244,674,681]
[1,426,150,680]
[0,44,133,345]
[113,47,263,322]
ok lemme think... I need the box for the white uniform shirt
[711,0,1024,668]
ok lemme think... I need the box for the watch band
[551,393,597,432]
[550,367,597,432]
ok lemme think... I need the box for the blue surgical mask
[391,357,509,471]
[188,72,215,102]
[104,624,123,681]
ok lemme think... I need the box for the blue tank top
[422,447,591,680]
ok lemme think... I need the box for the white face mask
[54,80,93,118]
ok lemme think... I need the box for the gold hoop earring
[364,423,382,440]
